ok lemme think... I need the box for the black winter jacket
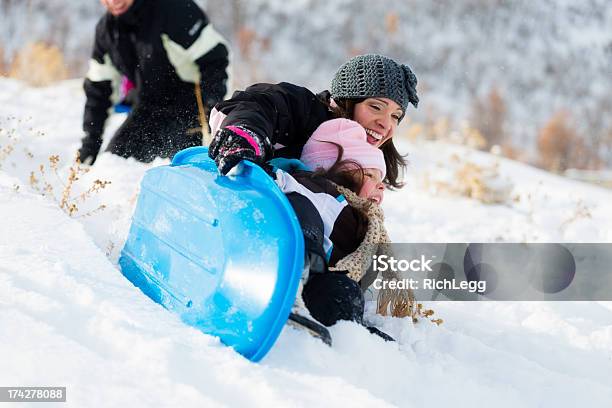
[212,82,334,160]
[274,169,366,269]
[83,0,229,136]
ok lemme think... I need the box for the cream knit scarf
[328,184,390,281]
[328,183,415,318]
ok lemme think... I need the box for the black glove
[208,125,271,175]
[78,132,103,165]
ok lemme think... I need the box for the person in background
[79,0,230,164]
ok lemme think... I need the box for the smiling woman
[347,97,403,147]
[208,54,419,190]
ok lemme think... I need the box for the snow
[1,78,612,407]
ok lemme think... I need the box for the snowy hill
[1,78,612,407]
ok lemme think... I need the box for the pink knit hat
[300,119,386,178]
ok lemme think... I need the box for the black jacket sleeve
[286,172,366,270]
[83,18,115,137]
[162,0,229,107]
[286,190,364,273]
[214,82,331,160]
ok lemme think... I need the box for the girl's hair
[309,142,370,239]
[326,97,408,190]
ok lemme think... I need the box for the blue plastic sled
[119,146,304,362]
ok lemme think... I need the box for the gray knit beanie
[330,54,419,121]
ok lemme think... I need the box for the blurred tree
[537,111,594,172]
[471,87,507,149]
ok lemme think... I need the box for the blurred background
[1,0,611,182]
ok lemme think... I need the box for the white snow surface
[1,78,612,407]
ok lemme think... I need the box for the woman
[208,54,419,189]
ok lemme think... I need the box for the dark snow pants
[285,192,365,327]
[106,105,202,162]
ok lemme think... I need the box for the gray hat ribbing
[330,54,419,120]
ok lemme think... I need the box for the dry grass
[0,127,18,168]
[404,117,487,150]
[559,200,592,231]
[423,154,514,204]
[0,116,49,170]
[402,113,530,169]
[490,143,522,161]
[402,116,517,204]
[8,42,68,86]
[471,86,508,149]
[385,12,399,34]
[0,115,36,169]
[377,287,442,325]
[423,153,514,204]
[29,153,111,217]
[0,46,6,76]
[537,110,598,172]
[237,27,258,58]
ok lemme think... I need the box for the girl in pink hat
[272,118,395,340]
[298,118,387,205]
